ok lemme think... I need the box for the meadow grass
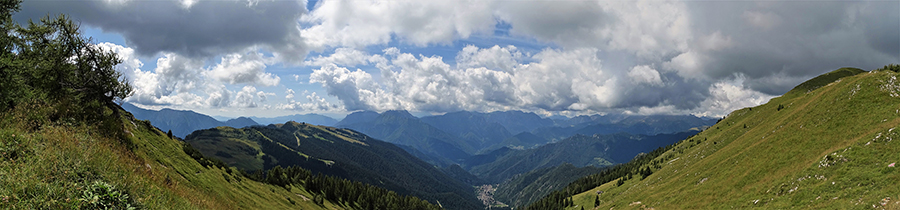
[565,69,900,209]
[0,106,342,209]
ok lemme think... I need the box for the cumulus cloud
[233,86,260,108]
[301,0,495,49]
[304,48,387,67]
[628,65,663,86]
[285,89,295,99]
[206,52,280,86]
[310,46,664,113]
[456,45,523,72]
[310,64,398,111]
[98,42,278,109]
[277,91,342,112]
[692,75,774,117]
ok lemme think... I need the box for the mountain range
[184,121,482,210]
[122,103,340,138]
[122,103,259,138]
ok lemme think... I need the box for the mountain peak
[381,110,415,119]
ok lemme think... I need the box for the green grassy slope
[0,106,343,209]
[556,67,900,209]
[185,121,482,210]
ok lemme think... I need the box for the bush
[78,180,137,210]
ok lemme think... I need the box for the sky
[13,0,900,119]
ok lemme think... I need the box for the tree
[167,130,173,139]
[0,0,132,123]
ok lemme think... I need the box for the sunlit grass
[0,105,341,209]
[563,69,900,209]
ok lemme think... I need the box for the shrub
[78,180,137,210]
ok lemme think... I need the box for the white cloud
[310,46,626,113]
[310,64,398,111]
[456,45,522,72]
[257,90,275,102]
[301,0,495,49]
[304,47,386,67]
[664,50,707,80]
[233,86,259,108]
[692,75,774,117]
[285,88,295,99]
[99,42,284,109]
[277,91,342,112]
[512,48,615,111]
[628,65,663,86]
[206,52,280,86]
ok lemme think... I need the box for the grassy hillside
[532,66,900,209]
[185,121,482,210]
[0,105,344,209]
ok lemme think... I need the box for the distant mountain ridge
[122,103,341,138]
[469,131,698,183]
[121,103,259,138]
[250,114,338,126]
[336,110,476,166]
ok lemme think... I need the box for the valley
[4,0,896,208]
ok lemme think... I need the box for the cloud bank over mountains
[16,0,899,117]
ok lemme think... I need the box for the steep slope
[185,121,482,210]
[250,114,338,126]
[0,106,346,209]
[531,67,900,209]
[336,110,477,165]
[470,132,697,183]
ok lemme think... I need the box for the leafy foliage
[0,0,132,127]
[78,181,137,210]
[876,64,900,73]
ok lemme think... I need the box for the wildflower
[889,163,896,167]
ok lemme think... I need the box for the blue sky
[13,0,899,119]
